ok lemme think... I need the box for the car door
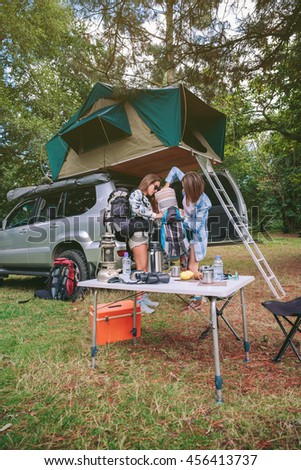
[26,191,65,267]
[0,198,38,266]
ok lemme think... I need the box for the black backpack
[104,188,149,241]
[35,258,78,301]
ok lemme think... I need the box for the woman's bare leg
[187,244,199,272]
[132,243,148,271]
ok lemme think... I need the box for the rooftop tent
[46,83,226,181]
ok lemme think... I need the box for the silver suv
[0,171,247,284]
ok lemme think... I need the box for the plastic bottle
[122,252,131,280]
[213,255,223,279]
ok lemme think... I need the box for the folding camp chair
[262,296,301,362]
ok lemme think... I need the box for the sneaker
[137,299,155,314]
[142,294,159,308]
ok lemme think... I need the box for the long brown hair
[138,173,161,212]
[182,172,205,204]
[138,174,161,193]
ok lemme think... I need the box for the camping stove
[97,232,119,282]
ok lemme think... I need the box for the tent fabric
[46,83,226,181]
[58,102,166,179]
[7,173,111,202]
[129,88,181,147]
[78,82,113,118]
[60,103,132,153]
[181,87,226,159]
[45,135,69,182]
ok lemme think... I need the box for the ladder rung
[268,275,275,280]
[257,258,265,262]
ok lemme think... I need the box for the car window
[64,186,96,217]
[6,200,37,228]
[36,192,63,222]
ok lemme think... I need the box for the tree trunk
[164,0,176,84]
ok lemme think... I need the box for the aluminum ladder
[196,155,286,299]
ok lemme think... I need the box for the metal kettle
[148,241,163,273]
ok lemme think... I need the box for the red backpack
[35,257,77,301]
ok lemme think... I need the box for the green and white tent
[46,83,226,181]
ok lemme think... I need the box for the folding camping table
[78,275,255,402]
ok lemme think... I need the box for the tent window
[77,126,129,154]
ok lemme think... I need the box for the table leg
[90,289,98,368]
[133,292,137,345]
[210,296,223,403]
[240,287,250,362]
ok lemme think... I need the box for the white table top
[78,275,255,298]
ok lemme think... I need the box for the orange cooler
[89,300,141,345]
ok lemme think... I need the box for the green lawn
[1,235,300,450]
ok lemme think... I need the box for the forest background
[1,0,301,233]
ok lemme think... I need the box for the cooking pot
[201,266,214,284]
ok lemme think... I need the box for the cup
[170,266,181,277]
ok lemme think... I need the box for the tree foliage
[72,0,225,95]
[217,1,301,230]
[1,0,115,217]
[1,0,301,230]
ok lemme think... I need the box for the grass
[1,234,301,450]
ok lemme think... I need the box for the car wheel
[59,249,90,298]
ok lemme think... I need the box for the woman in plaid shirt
[165,166,212,273]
